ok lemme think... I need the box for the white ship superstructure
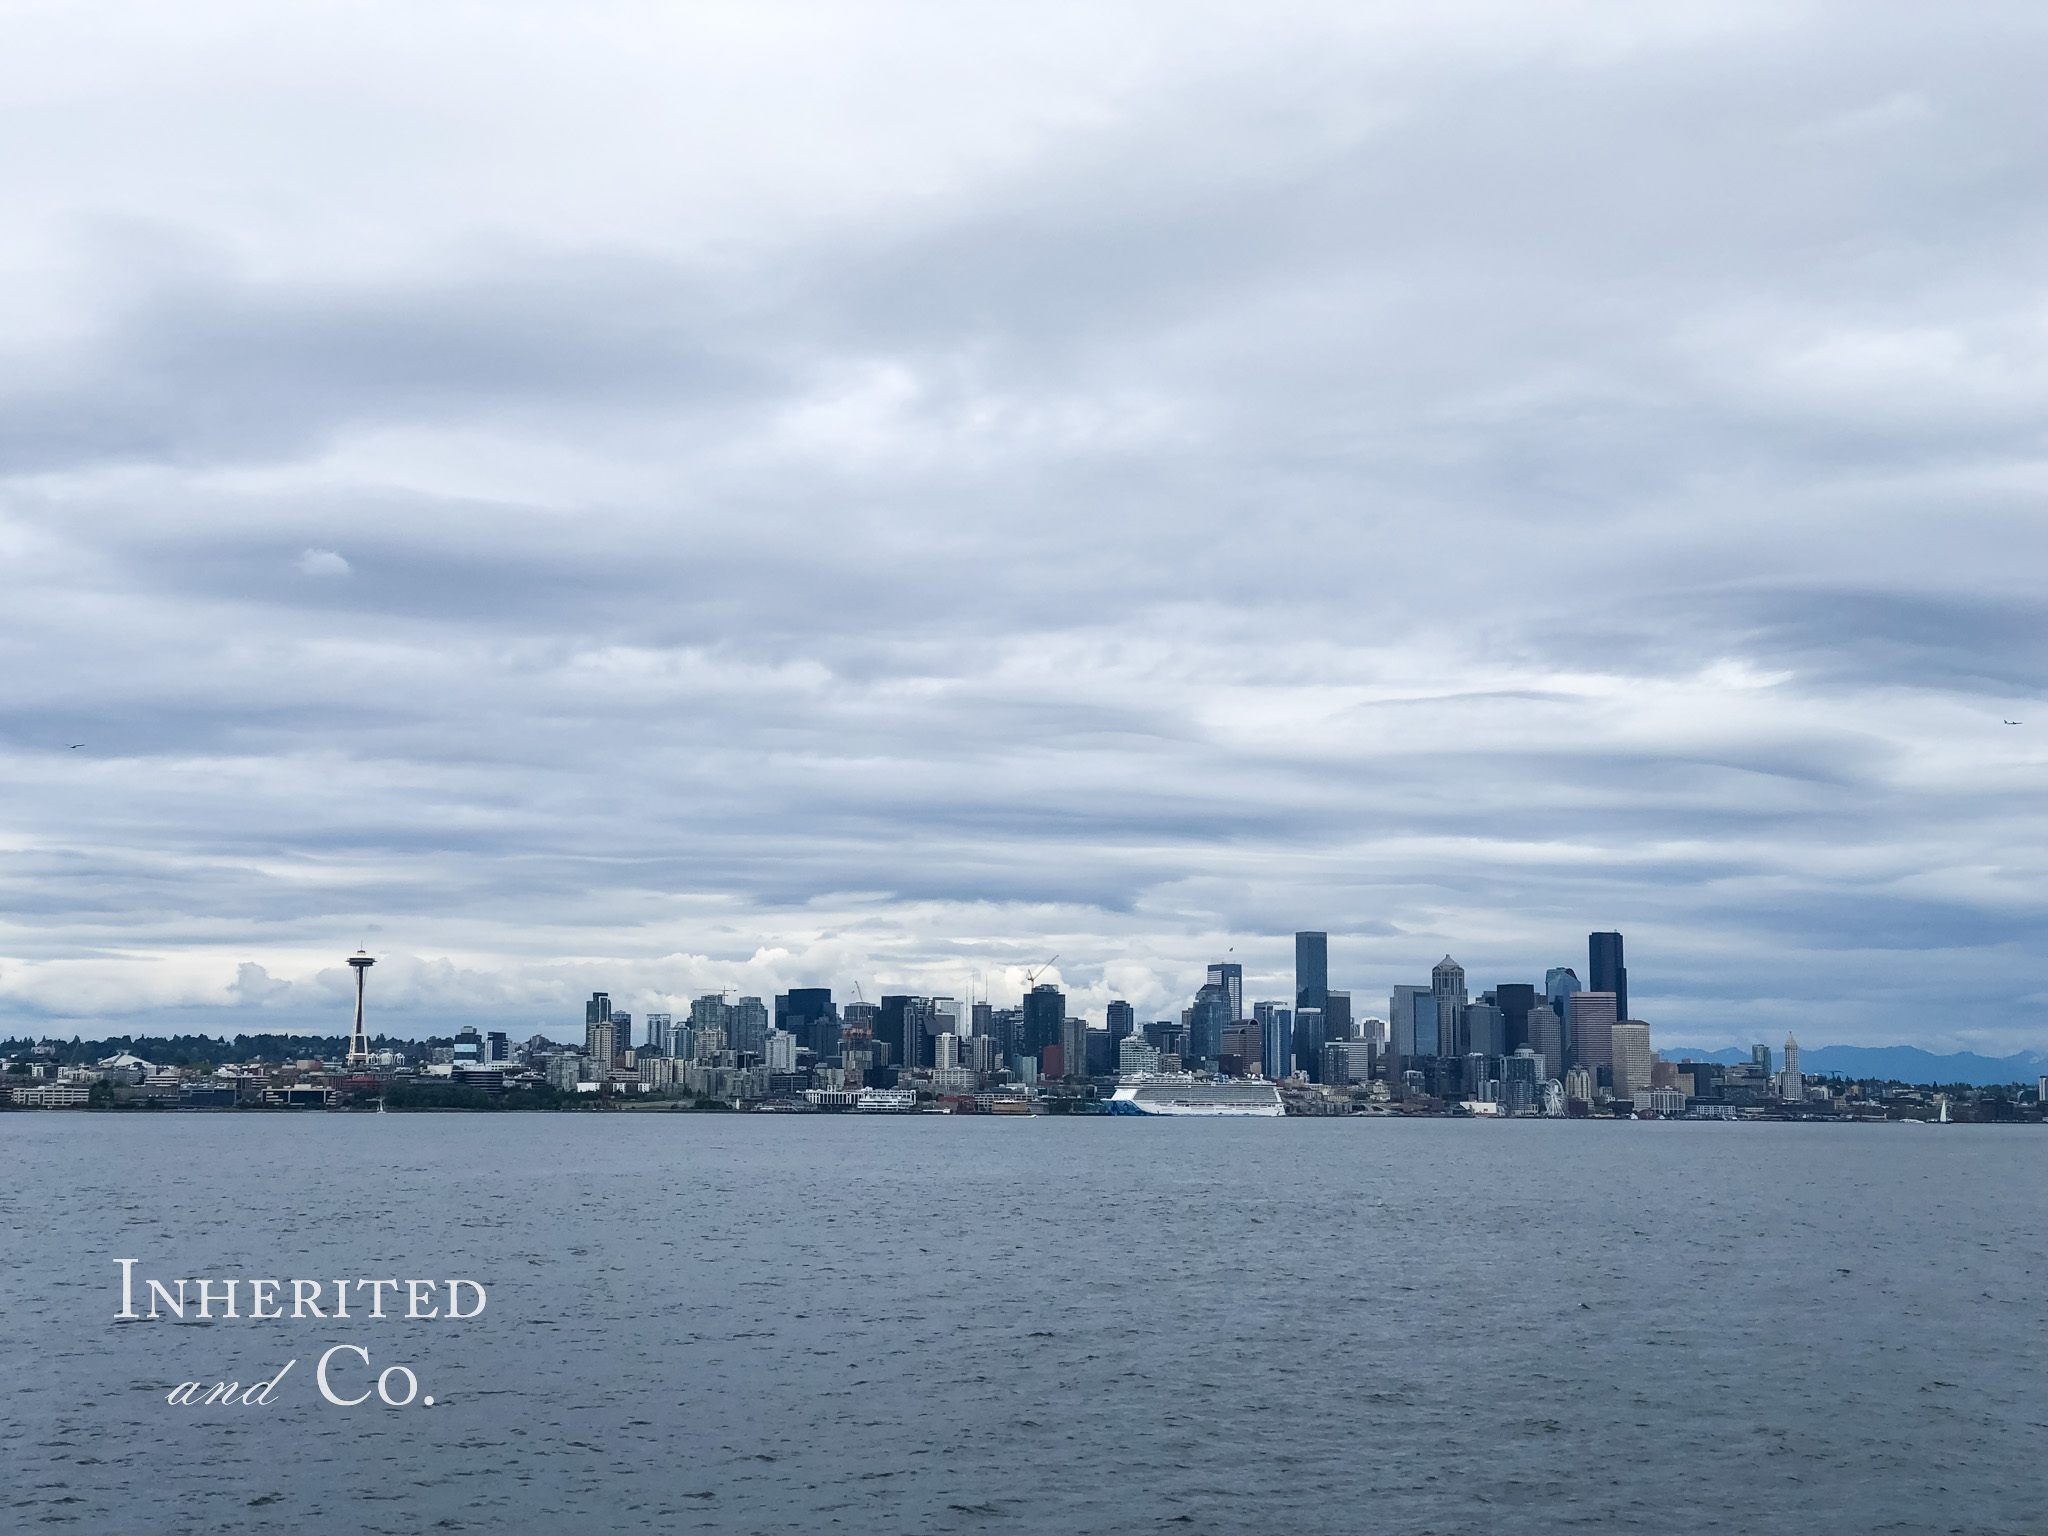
[1108,1073,1285,1117]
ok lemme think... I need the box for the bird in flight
[2005,720,2023,726]
[67,742,84,749]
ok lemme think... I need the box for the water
[4,1113,2043,1533]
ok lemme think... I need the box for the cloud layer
[1,1,2044,1049]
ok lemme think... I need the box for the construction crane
[1022,955,1059,989]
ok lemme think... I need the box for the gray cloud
[1,1,2044,1052]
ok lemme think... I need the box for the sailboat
[1936,1096,1950,1124]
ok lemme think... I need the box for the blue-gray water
[4,1114,2043,1533]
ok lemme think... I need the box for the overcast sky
[1,1,2043,1051]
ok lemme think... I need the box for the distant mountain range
[1664,1045,2048,1088]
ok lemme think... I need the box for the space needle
[346,951,376,1068]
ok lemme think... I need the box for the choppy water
[4,1113,2044,1533]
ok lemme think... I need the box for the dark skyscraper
[779,987,838,1057]
[1189,983,1233,1063]
[1493,983,1537,1053]
[1205,963,1243,1021]
[1021,983,1065,1058]
[1589,932,1628,1023]
[1295,931,1328,1013]
[1106,999,1135,1043]
[878,996,912,1069]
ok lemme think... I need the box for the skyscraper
[1778,1034,1802,1101]
[1526,1002,1564,1081]
[780,988,836,1057]
[1588,932,1628,1024]
[1324,990,1353,1040]
[1567,991,1618,1078]
[1021,984,1065,1059]
[1493,983,1537,1053]
[1461,1001,1504,1058]
[1206,963,1244,1022]
[1061,1015,1088,1080]
[730,996,769,1058]
[1255,1001,1293,1080]
[1611,1021,1652,1099]
[1544,968,1580,1056]
[1106,1000,1135,1043]
[878,996,915,1070]
[1189,983,1233,1064]
[1293,1006,1326,1081]
[1431,955,1467,1006]
[1295,931,1328,1014]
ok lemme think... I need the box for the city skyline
[0,925,1788,1062]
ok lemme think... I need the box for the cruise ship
[1107,1074,1285,1117]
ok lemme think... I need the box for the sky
[1,0,2044,1051]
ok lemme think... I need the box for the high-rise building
[1119,1034,1161,1074]
[584,1019,615,1068]
[1254,1001,1293,1080]
[1296,932,1328,1013]
[1501,1048,1543,1114]
[1564,1064,1594,1105]
[1752,1042,1774,1076]
[609,1012,633,1053]
[880,996,939,1071]
[1493,983,1537,1053]
[1388,984,1429,1072]
[1189,983,1233,1063]
[1544,968,1581,1056]
[1526,1003,1564,1081]
[765,1029,798,1072]
[644,1013,674,1057]
[779,988,837,1058]
[984,1006,1021,1063]
[1777,1034,1802,1101]
[1412,994,1444,1057]
[1461,1002,1504,1058]
[485,1030,509,1064]
[1323,1038,1374,1085]
[586,992,612,1026]
[933,1031,961,1069]
[1567,992,1618,1076]
[1293,1006,1326,1082]
[1143,1019,1190,1059]
[1021,984,1065,1059]
[1588,932,1628,1024]
[729,997,769,1058]
[1324,990,1353,1040]
[1431,955,1467,1007]
[1206,963,1244,1022]
[1106,1000,1135,1044]
[1611,1021,1652,1099]
[1061,1016,1088,1079]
